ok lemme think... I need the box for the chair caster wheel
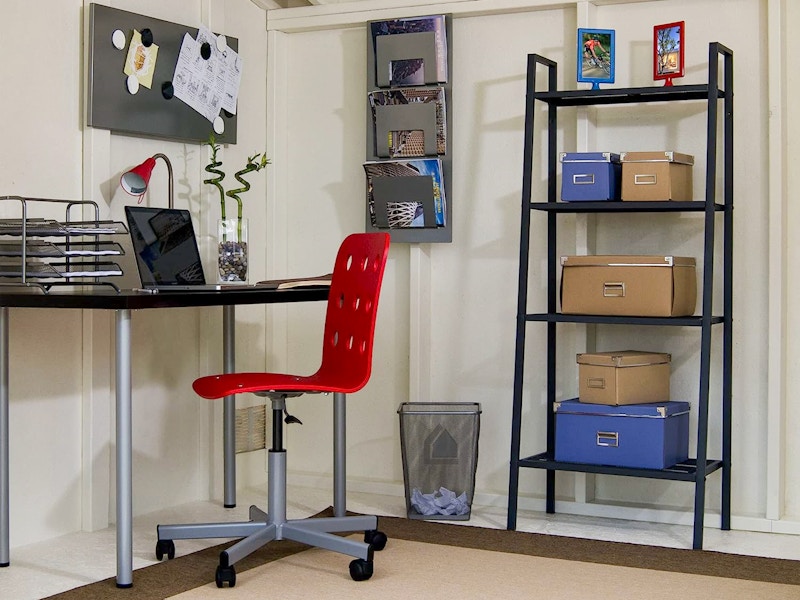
[215,564,237,588]
[155,539,175,560]
[349,558,373,581]
[364,529,387,551]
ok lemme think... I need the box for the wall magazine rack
[364,15,453,243]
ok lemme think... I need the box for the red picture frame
[654,21,685,86]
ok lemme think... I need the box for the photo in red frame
[654,21,685,86]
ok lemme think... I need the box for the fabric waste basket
[398,402,481,520]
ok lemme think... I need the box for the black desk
[0,286,328,587]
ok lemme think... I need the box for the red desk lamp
[120,153,174,209]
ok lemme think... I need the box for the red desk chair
[155,232,390,586]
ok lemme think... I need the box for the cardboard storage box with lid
[577,350,670,405]
[620,151,694,201]
[554,398,690,469]
[560,152,621,201]
[560,255,697,317]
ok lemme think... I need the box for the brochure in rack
[368,87,447,157]
[363,158,446,229]
[369,15,448,85]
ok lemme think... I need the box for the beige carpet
[44,510,800,599]
[170,536,800,600]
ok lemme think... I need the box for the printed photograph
[577,28,615,86]
[654,21,685,84]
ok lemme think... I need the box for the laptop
[125,206,333,293]
[125,206,230,292]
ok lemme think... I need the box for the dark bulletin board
[87,3,238,144]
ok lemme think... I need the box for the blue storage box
[554,398,689,469]
[560,152,621,201]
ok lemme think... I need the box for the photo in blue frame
[577,28,615,89]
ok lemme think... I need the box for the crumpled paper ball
[410,487,470,516]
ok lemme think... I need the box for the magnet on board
[213,116,225,135]
[112,29,126,50]
[126,74,140,95]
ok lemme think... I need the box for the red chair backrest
[313,232,390,392]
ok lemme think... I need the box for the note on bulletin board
[87,3,238,144]
[172,26,242,123]
[123,30,158,89]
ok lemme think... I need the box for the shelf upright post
[544,60,559,515]
[693,41,725,551]
[507,54,557,530]
[689,40,734,550]
[0,308,8,568]
[719,42,735,533]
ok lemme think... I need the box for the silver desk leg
[223,305,236,508]
[115,309,133,587]
[333,392,346,517]
[0,308,9,567]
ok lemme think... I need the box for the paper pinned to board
[172,26,242,123]
[123,29,159,89]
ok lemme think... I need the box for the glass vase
[217,218,248,283]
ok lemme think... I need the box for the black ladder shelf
[507,43,733,550]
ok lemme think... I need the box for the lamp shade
[120,157,157,196]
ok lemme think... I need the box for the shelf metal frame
[507,43,733,550]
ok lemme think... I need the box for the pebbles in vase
[218,240,248,282]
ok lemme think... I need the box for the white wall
[577,0,767,515]
[784,0,800,518]
[3,0,799,553]
[266,0,799,536]
[3,0,91,545]
[3,0,269,547]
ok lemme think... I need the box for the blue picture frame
[577,28,615,89]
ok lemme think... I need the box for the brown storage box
[577,350,671,405]
[620,151,694,201]
[560,255,697,317]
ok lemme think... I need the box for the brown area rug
[44,508,800,599]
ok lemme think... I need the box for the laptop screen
[125,206,206,287]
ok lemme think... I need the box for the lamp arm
[152,153,174,209]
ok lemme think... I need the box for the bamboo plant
[203,134,269,282]
[226,152,270,239]
[203,134,269,240]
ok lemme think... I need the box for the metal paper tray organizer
[0,196,128,293]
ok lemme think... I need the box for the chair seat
[193,372,358,399]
